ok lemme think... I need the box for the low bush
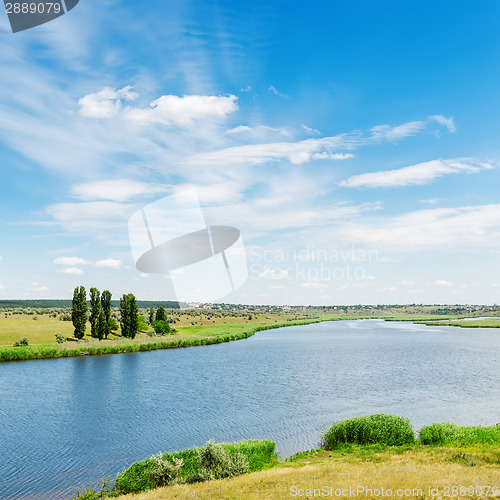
[114,439,278,494]
[149,454,184,487]
[321,414,415,449]
[195,439,248,481]
[55,333,67,344]
[419,423,500,446]
[13,337,29,347]
[152,320,171,335]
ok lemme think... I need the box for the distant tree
[120,293,139,339]
[72,286,87,340]
[137,315,148,332]
[148,307,155,325]
[89,287,101,338]
[152,320,171,336]
[96,305,106,341]
[109,318,119,332]
[101,290,112,339]
[155,306,167,322]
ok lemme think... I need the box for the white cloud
[400,280,415,285]
[0,284,4,290]
[0,256,2,261]
[268,86,289,98]
[184,134,356,168]
[340,203,500,248]
[340,159,493,188]
[78,86,138,119]
[58,267,84,275]
[71,179,169,202]
[46,201,135,233]
[301,282,328,289]
[225,125,291,139]
[34,286,50,292]
[123,94,239,127]
[370,121,425,141]
[433,280,453,287]
[301,124,320,135]
[429,115,456,133]
[258,268,290,280]
[54,257,90,266]
[94,258,122,269]
[184,118,449,169]
[419,198,441,205]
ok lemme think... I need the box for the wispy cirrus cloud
[340,203,500,248]
[340,158,493,188]
[71,179,170,202]
[184,116,454,168]
[370,120,425,141]
[429,114,456,133]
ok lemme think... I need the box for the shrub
[59,313,72,321]
[195,440,248,481]
[152,320,171,335]
[419,423,500,446]
[114,440,277,494]
[321,414,415,449]
[149,454,184,488]
[55,333,67,344]
[13,337,29,347]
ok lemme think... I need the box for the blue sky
[1,0,500,305]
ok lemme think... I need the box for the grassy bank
[112,446,500,500]
[0,317,336,362]
[78,416,500,500]
[414,317,500,328]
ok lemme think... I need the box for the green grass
[114,440,278,494]
[0,318,336,362]
[419,422,500,446]
[321,414,416,449]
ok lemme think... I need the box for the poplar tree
[155,306,167,322]
[120,293,139,339]
[72,286,87,340]
[89,287,101,338]
[101,290,112,339]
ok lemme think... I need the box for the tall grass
[114,439,278,494]
[419,422,500,445]
[321,414,415,449]
[0,318,331,362]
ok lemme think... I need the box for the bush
[13,337,29,347]
[321,414,415,449]
[195,440,248,481]
[55,333,67,344]
[149,454,184,488]
[114,439,277,494]
[152,320,171,335]
[419,423,500,446]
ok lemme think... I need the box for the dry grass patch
[114,448,500,500]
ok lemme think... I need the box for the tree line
[71,287,171,340]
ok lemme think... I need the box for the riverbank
[0,316,342,362]
[3,312,500,362]
[113,445,500,500]
[87,417,500,500]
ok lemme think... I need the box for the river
[1,319,499,499]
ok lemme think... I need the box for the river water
[1,319,499,499]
